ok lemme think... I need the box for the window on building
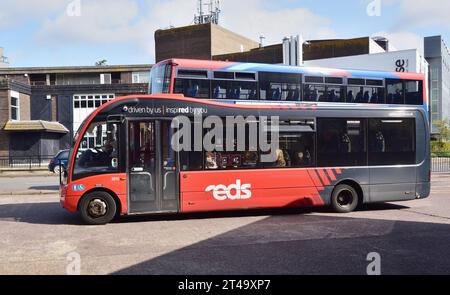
[317,119,367,167]
[174,78,210,99]
[386,79,404,104]
[404,80,423,105]
[303,84,325,102]
[132,71,150,84]
[259,72,302,101]
[368,119,416,166]
[10,95,19,121]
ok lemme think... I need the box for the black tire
[79,191,117,225]
[331,184,359,213]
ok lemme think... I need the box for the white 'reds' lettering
[206,180,252,201]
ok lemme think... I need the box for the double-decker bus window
[317,119,367,167]
[259,72,301,101]
[369,119,416,166]
[304,84,325,102]
[212,80,257,100]
[347,86,360,103]
[324,85,345,102]
[386,79,404,104]
[405,80,423,105]
[150,63,172,94]
[366,87,385,104]
[174,78,210,99]
[73,121,119,180]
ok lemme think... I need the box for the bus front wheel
[331,184,359,213]
[79,191,117,225]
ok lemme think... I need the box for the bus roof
[158,58,425,81]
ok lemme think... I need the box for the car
[48,150,69,173]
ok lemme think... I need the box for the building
[213,36,389,64]
[155,23,260,62]
[0,64,152,159]
[0,48,8,68]
[425,36,450,134]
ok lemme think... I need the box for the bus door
[127,120,179,214]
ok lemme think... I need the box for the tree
[95,60,108,66]
[435,120,450,143]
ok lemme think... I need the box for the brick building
[0,65,151,159]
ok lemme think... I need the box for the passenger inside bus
[205,152,218,169]
[347,90,354,103]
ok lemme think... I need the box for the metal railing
[432,153,450,173]
[0,156,54,170]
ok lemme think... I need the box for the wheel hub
[87,199,107,218]
[337,190,353,207]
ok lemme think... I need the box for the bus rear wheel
[331,184,359,213]
[79,191,117,225]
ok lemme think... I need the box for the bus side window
[368,119,416,166]
[404,80,423,105]
[386,79,404,104]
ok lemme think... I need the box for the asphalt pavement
[0,174,449,275]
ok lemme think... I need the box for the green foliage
[95,60,108,66]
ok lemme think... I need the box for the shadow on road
[0,202,83,225]
[0,199,408,226]
[112,213,450,275]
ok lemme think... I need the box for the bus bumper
[60,185,77,213]
[416,182,431,199]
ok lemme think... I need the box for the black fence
[0,156,53,170]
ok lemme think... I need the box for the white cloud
[396,0,450,30]
[220,0,336,45]
[0,0,67,28]
[0,0,337,63]
[30,0,336,62]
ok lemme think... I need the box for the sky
[0,0,449,67]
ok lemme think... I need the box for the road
[0,175,449,275]
[0,175,59,193]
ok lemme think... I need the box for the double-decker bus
[149,59,428,113]
[60,94,430,224]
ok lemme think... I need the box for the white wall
[304,49,427,74]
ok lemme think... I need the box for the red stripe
[317,169,331,186]
[307,169,324,190]
[326,169,337,181]
[334,168,342,174]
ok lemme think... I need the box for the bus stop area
[0,173,449,275]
